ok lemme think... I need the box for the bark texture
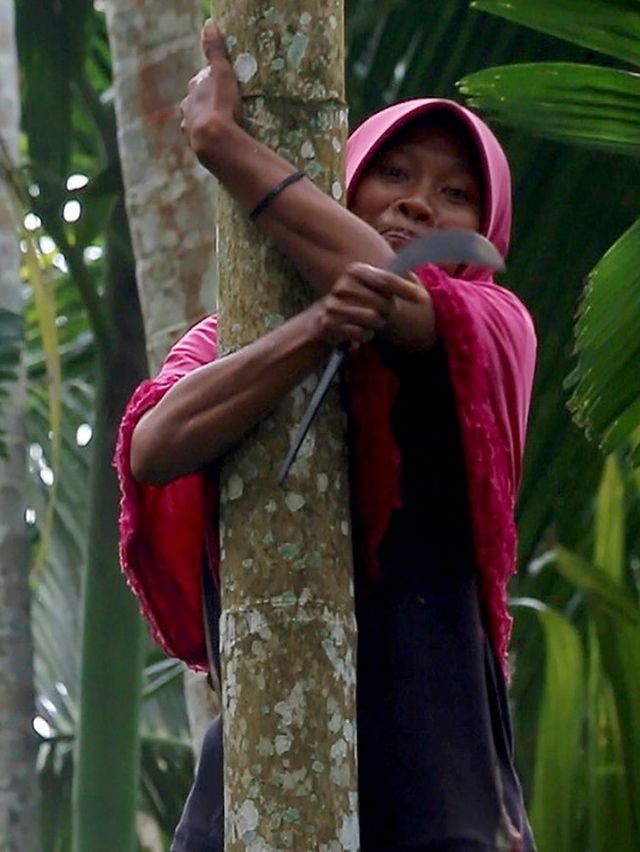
[215,3,358,849]
[0,0,40,848]
[106,0,217,371]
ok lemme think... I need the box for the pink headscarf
[115,100,536,672]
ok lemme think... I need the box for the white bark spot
[300,11,312,26]
[332,181,343,201]
[274,682,305,727]
[302,373,318,393]
[317,472,329,493]
[339,810,360,850]
[234,53,258,83]
[341,520,350,536]
[258,737,274,756]
[330,738,347,760]
[299,429,315,459]
[332,136,343,153]
[265,499,277,513]
[237,799,259,834]
[301,140,315,159]
[329,15,338,30]
[275,734,293,754]
[286,33,308,70]
[228,474,244,500]
[285,492,306,512]
[266,313,285,328]
[329,711,342,733]
[278,542,301,561]
[271,58,285,71]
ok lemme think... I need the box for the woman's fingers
[311,262,428,346]
[180,21,243,163]
[201,20,228,65]
[344,262,423,304]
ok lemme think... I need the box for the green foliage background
[4,0,639,848]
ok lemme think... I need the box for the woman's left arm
[181,23,435,352]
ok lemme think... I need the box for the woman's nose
[395,189,434,222]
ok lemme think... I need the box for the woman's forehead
[381,112,480,164]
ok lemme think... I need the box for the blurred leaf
[555,545,640,624]
[459,63,640,156]
[586,632,634,851]
[472,0,640,66]
[16,0,96,194]
[594,454,625,580]
[513,598,585,851]
[584,455,637,849]
[593,613,640,837]
[567,218,640,457]
[21,233,62,574]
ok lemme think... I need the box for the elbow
[130,414,226,486]
[130,419,177,486]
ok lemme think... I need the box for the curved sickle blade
[278,231,504,485]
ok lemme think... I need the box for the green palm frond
[567,219,640,458]
[472,0,640,66]
[460,63,640,156]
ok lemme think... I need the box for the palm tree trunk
[71,201,149,852]
[0,0,40,847]
[105,0,217,370]
[105,0,218,759]
[215,2,358,848]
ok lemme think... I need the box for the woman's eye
[379,163,408,180]
[443,185,474,203]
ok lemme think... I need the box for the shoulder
[157,314,218,381]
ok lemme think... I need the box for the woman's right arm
[131,263,422,485]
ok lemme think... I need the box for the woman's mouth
[381,229,416,250]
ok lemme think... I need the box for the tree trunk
[215,3,358,848]
[105,0,219,758]
[71,201,149,852]
[0,0,40,848]
[105,0,217,370]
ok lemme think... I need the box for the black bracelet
[249,170,306,221]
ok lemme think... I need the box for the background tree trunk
[71,201,149,852]
[105,0,219,764]
[106,0,217,369]
[0,0,40,847]
[215,2,358,848]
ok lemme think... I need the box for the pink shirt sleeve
[114,315,219,669]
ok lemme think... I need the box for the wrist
[383,285,436,351]
[191,114,245,174]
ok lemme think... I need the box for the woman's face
[350,119,483,273]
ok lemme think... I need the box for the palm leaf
[459,63,640,156]
[567,218,640,458]
[512,598,585,850]
[555,545,640,624]
[472,0,640,67]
